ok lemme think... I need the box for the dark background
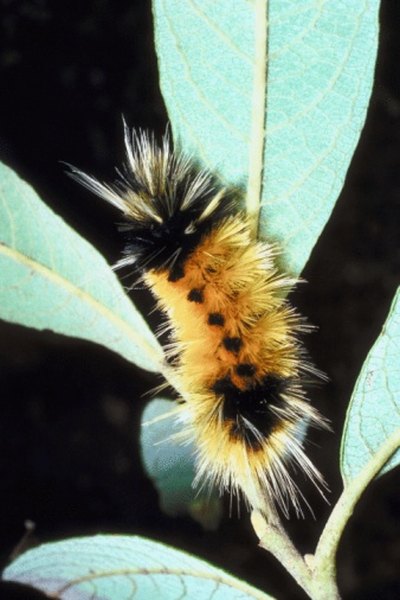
[0,1,399,599]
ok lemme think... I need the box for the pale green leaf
[2,535,272,600]
[153,0,379,274]
[340,287,400,485]
[140,398,222,529]
[0,161,163,372]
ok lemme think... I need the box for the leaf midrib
[246,0,268,238]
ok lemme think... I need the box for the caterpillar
[70,123,327,517]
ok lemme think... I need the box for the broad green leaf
[153,0,379,275]
[140,398,222,529]
[2,535,272,600]
[340,287,400,485]
[0,162,163,372]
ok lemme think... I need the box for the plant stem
[252,428,400,599]
[252,511,315,596]
[312,428,400,590]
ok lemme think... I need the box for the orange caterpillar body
[71,124,326,516]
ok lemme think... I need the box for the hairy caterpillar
[70,123,327,517]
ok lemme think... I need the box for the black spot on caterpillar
[187,288,204,303]
[208,313,225,326]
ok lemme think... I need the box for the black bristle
[122,207,231,273]
[120,160,236,272]
[71,130,239,274]
[212,375,290,448]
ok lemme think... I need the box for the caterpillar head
[68,121,233,278]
